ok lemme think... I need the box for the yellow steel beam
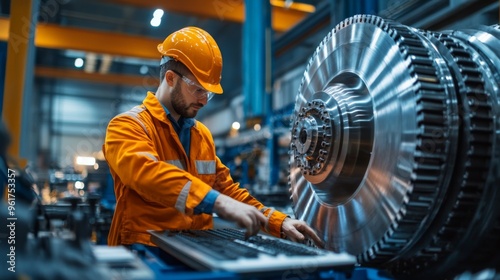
[0,1,312,59]
[0,17,161,60]
[270,0,316,13]
[103,0,310,32]
[272,6,310,32]
[36,22,161,60]
[0,18,7,41]
[35,66,159,87]
[2,0,35,162]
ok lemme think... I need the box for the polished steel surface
[290,17,452,254]
[289,15,500,278]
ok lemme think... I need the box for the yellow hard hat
[158,26,223,94]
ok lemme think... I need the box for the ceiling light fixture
[150,17,161,27]
[232,122,241,130]
[74,58,84,68]
[151,8,164,27]
[75,156,96,166]
[153,9,164,18]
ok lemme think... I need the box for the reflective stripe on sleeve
[175,181,192,214]
[260,207,276,233]
[137,152,158,162]
[166,159,185,170]
[117,106,149,136]
[195,160,216,174]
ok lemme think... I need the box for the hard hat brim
[202,82,223,94]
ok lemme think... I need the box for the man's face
[171,77,206,118]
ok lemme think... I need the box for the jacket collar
[143,91,196,128]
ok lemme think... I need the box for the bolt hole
[299,129,308,144]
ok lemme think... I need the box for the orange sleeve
[212,156,287,237]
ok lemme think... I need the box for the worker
[103,27,323,250]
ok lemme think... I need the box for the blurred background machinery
[288,14,500,279]
[2,0,500,279]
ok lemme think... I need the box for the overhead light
[151,8,164,27]
[150,17,161,27]
[140,65,149,75]
[153,9,164,18]
[76,156,96,166]
[74,58,84,68]
[54,171,64,179]
[232,122,241,130]
[270,0,316,13]
[75,181,85,190]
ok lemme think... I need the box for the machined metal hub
[291,98,333,176]
[289,14,500,278]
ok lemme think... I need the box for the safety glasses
[170,70,214,101]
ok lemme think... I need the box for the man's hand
[213,194,267,238]
[281,217,324,248]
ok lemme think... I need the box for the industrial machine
[3,14,500,280]
[289,14,500,278]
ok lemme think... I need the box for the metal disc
[289,15,500,278]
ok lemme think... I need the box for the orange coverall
[103,92,287,246]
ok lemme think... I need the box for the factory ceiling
[0,0,327,166]
[1,0,321,119]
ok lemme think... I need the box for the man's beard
[171,81,202,118]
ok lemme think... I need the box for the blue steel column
[340,0,379,18]
[3,0,39,164]
[243,0,272,119]
[364,0,379,14]
[243,0,278,186]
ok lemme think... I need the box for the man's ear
[165,70,175,86]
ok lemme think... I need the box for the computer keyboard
[149,228,357,275]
